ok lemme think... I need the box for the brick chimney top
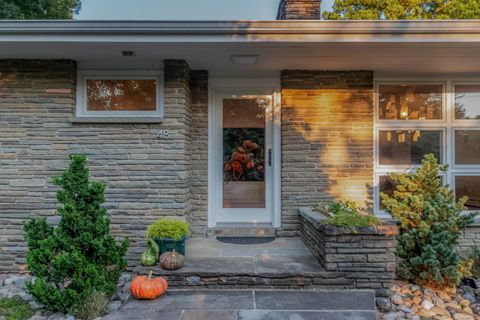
[276,0,321,20]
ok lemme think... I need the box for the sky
[76,0,335,20]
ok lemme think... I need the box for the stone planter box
[299,207,398,296]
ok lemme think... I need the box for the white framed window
[76,70,164,118]
[375,80,480,215]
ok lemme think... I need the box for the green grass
[0,298,34,320]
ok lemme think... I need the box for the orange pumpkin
[130,271,168,300]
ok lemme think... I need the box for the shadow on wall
[280,70,374,234]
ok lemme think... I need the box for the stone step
[212,227,277,237]
[105,309,377,320]
[236,310,377,320]
[134,255,354,290]
[103,289,377,320]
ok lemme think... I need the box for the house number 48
[157,130,170,139]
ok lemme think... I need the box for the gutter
[1,20,480,35]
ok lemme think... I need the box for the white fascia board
[1,20,480,43]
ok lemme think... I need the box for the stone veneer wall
[458,224,480,254]
[276,0,321,19]
[299,208,397,296]
[280,70,374,236]
[188,70,209,236]
[0,59,209,273]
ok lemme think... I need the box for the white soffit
[1,20,480,74]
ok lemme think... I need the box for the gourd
[130,271,168,300]
[141,238,160,266]
[159,250,184,270]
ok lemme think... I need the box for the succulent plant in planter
[314,200,380,228]
[146,219,190,255]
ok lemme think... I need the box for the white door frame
[208,77,281,228]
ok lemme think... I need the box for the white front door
[211,87,277,226]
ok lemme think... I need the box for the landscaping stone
[464,293,477,304]
[390,295,403,305]
[30,301,45,310]
[381,311,397,320]
[47,312,66,320]
[28,316,48,320]
[377,281,480,319]
[376,297,392,312]
[108,301,122,312]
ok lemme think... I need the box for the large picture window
[375,81,480,216]
[76,70,163,118]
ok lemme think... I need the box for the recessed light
[122,51,136,57]
[230,55,258,65]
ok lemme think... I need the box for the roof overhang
[1,20,480,75]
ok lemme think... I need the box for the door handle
[268,148,272,167]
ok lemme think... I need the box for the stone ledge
[298,207,399,236]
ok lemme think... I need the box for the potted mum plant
[146,219,190,255]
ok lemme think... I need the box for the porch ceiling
[1,20,480,75]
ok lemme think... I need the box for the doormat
[216,237,276,245]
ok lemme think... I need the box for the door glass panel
[455,176,480,210]
[223,97,268,208]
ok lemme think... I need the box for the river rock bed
[377,281,480,320]
[0,273,132,320]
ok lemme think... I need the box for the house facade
[2,0,480,272]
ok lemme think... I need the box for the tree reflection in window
[455,85,480,120]
[86,79,157,111]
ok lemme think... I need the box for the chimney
[276,0,321,20]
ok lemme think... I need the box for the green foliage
[24,154,129,313]
[315,200,380,227]
[146,219,190,241]
[323,0,480,20]
[141,237,160,266]
[0,0,81,19]
[71,289,109,320]
[381,154,477,288]
[0,298,34,320]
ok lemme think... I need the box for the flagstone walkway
[103,289,377,320]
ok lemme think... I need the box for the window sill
[70,116,164,124]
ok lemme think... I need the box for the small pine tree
[381,154,477,288]
[24,154,129,313]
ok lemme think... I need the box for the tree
[324,0,480,20]
[0,0,81,19]
[381,154,477,288]
[24,154,129,313]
